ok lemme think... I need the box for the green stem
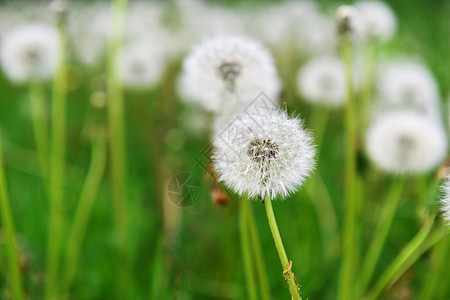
[246,200,272,300]
[365,215,438,300]
[0,139,24,300]
[107,0,129,297]
[62,136,106,292]
[29,82,49,180]
[45,15,68,300]
[417,235,450,299]
[240,197,257,300]
[264,196,302,300]
[359,178,404,295]
[337,35,358,300]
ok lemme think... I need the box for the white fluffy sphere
[355,1,397,42]
[213,108,315,199]
[378,60,440,116]
[297,56,346,107]
[366,110,447,174]
[0,24,60,83]
[179,35,281,114]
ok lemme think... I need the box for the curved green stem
[359,178,404,295]
[0,139,24,300]
[107,0,129,296]
[264,196,302,300]
[240,197,257,300]
[365,215,438,300]
[29,82,49,180]
[337,35,358,300]
[246,201,271,300]
[45,14,68,300]
[62,136,106,292]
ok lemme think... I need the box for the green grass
[0,0,450,299]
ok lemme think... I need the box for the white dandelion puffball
[118,40,166,89]
[440,177,450,227]
[378,60,440,116]
[355,1,397,41]
[0,24,60,83]
[213,108,315,199]
[297,56,346,107]
[179,35,281,113]
[366,110,447,174]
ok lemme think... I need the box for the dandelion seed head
[297,56,345,107]
[355,1,397,42]
[366,110,447,174]
[118,39,166,89]
[0,23,60,83]
[378,60,440,116]
[213,109,315,199]
[179,35,281,113]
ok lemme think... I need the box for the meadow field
[0,0,450,299]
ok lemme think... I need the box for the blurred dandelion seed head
[179,35,281,114]
[0,23,60,83]
[297,56,346,107]
[366,110,448,174]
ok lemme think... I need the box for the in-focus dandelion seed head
[213,108,315,199]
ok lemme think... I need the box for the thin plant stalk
[107,0,129,296]
[29,82,49,180]
[305,106,338,256]
[0,139,24,300]
[239,197,257,300]
[264,196,302,300]
[337,35,358,300]
[45,15,68,300]
[365,215,441,300]
[417,236,450,299]
[246,200,272,300]
[359,178,404,295]
[62,135,106,292]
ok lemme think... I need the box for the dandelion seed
[0,23,60,83]
[179,35,281,114]
[213,108,315,199]
[297,56,346,107]
[355,1,397,42]
[366,110,447,174]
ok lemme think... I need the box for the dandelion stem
[107,0,130,296]
[417,235,450,299]
[0,139,24,300]
[264,196,302,300]
[240,197,257,300]
[246,200,272,300]
[359,177,404,295]
[337,34,358,300]
[365,214,442,300]
[29,82,49,180]
[45,14,67,300]
[62,135,106,292]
